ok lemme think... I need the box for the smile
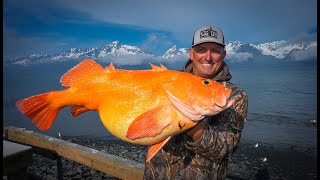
[202,63,213,67]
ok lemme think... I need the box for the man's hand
[186,99,236,142]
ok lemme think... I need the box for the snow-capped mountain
[225,40,317,60]
[8,39,317,66]
[10,41,154,65]
[164,40,316,63]
[254,41,317,58]
[52,47,99,61]
[98,41,150,57]
[225,41,245,54]
[162,45,188,59]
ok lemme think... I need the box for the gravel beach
[22,136,317,180]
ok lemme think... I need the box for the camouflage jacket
[143,60,248,180]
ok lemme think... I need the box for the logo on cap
[200,27,218,39]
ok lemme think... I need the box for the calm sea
[3,64,317,155]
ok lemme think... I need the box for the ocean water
[230,67,317,155]
[3,64,317,155]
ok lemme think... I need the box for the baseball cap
[192,26,225,47]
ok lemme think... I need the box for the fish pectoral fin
[70,105,90,117]
[146,136,171,162]
[126,105,172,140]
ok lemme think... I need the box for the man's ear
[189,48,193,61]
[222,49,227,59]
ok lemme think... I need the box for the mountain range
[7,40,317,68]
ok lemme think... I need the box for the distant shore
[25,136,317,180]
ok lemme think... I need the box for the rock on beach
[23,136,317,180]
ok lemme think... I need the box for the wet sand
[23,136,317,180]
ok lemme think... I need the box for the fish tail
[16,92,61,131]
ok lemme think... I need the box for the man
[143,26,248,180]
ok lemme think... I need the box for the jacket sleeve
[184,85,248,162]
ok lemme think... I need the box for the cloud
[4,31,73,59]
[94,52,189,67]
[286,32,317,44]
[4,0,317,63]
[96,54,163,66]
[226,52,254,63]
[50,0,317,44]
[111,55,152,65]
[4,0,317,59]
[3,20,106,59]
[140,33,174,55]
[288,46,317,61]
[3,23,59,58]
[6,0,314,44]
[166,54,189,62]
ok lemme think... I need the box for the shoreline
[24,136,317,179]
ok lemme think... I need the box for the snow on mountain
[254,40,317,58]
[9,39,317,66]
[225,41,245,55]
[52,47,99,61]
[164,40,316,62]
[10,41,154,65]
[162,45,188,59]
[98,41,148,57]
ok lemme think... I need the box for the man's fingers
[186,118,208,138]
[225,99,236,109]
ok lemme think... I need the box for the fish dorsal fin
[60,59,104,87]
[126,105,172,140]
[105,62,116,72]
[160,64,168,70]
[150,63,161,71]
[149,63,168,71]
[146,136,171,162]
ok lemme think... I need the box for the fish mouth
[215,103,225,108]
[212,86,231,107]
[192,103,217,116]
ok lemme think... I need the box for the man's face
[189,43,226,78]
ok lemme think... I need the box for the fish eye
[202,80,211,86]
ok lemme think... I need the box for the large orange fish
[16,59,234,162]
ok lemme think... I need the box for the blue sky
[3,0,317,59]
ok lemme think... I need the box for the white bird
[58,133,61,138]
[310,120,316,124]
[254,143,259,148]
[262,157,267,162]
